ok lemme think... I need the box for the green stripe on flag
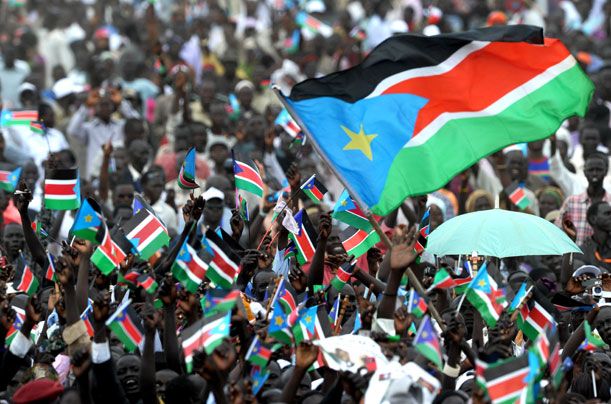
[108,322,138,352]
[44,197,80,211]
[373,64,593,214]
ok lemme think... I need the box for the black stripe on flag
[205,229,241,265]
[219,228,245,254]
[121,209,151,235]
[46,168,78,181]
[288,25,543,103]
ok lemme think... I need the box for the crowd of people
[0,0,611,403]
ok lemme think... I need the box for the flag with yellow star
[464,262,507,327]
[413,315,443,369]
[332,189,372,231]
[71,197,103,242]
[282,25,593,215]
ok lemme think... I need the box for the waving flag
[44,168,80,210]
[204,229,240,289]
[332,189,371,231]
[413,315,443,368]
[484,355,530,404]
[508,282,531,313]
[414,208,430,254]
[282,26,593,215]
[14,258,39,296]
[106,298,144,352]
[517,298,556,342]
[233,159,264,198]
[300,174,328,204]
[464,263,507,327]
[268,301,292,344]
[172,239,208,293]
[178,147,199,190]
[71,198,103,241]
[331,260,356,291]
[295,11,333,38]
[30,120,45,135]
[505,182,530,210]
[407,289,428,318]
[90,222,127,275]
[0,167,21,192]
[340,227,380,259]
[245,335,272,368]
[181,312,231,372]
[123,209,170,259]
[288,209,317,264]
[45,252,56,282]
[201,289,240,317]
[137,273,158,294]
[578,320,607,351]
[276,108,303,139]
[1,110,37,127]
[81,301,94,337]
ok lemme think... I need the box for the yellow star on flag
[84,214,93,223]
[478,280,486,287]
[274,316,284,326]
[341,124,377,161]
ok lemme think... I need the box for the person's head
[235,80,255,110]
[253,270,276,300]
[124,118,147,147]
[3,45,16,69]
[594,307,611,345]
[527,140,544,154]
[206,175,233,202]
[174,124,192,153]
[190,123,208,153]
[38,103,55,128]
[117,354,141,401]
[208,141,230,165]
[529,267,558,294]
[164,375,200,404]
[3,223,24,258]
[128,139,152,172]
[537,186,564,219]
[19,83,38,108]
[580,125,601,157]
[141,168,165,203]
[198,81,216,109]
[428,204,444,231]
[202,185,225,228]
[113,183,135,208]
[155,369,179,402]
[209,102,229,130]
[0,189,8,212]
[584,152,609,188]
[22,161,39,191]
[587,201,611,234]
[505,150,527,182]
[465,190,493,212]
[95,95,115,122]
[244,114,266,143]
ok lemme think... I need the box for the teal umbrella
[426,209,581,258]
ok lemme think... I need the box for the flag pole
[273,87,447,329]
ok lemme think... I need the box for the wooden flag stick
[265,276,283,321]
[334,295,351,335]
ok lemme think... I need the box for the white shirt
[151,198,178,235]
[4,126,69,175]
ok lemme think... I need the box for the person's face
[210,105,228,128]
[192,128,207,153]
[199,82,216,106]
[528,140,544,153]
[253,271,275,300]
[114,184,135,207]
[3,224,24,256]
[474,196,492,211]
[237,87,254,109]
[245,116,265,141]
[23,164,39,189]
[112,148,128,171]
[429,205,444,231]
[580,128,600,154]
[209,144,229,165]
[130,144,151,170]
[203,198,224,227]
[96,98,114,121]
[594,309,611,345]
[174,131,191,153]
[155,370,178,401]
[593,203,611,232]
[0,191,8,211]
[506,151,527,182]
[143,175,164,203]
[117,355,141,396]
[584,158,607,187]
[538,193,560,218]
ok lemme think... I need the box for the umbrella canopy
[426,209,581,258]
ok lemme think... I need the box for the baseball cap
[202,187,225,202]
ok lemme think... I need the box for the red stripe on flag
[212,255,237,278]
[187,259,207,279]
[343,230,368,251]
[0,171,9,182]
[17,267,33,291]
[236,162,263,187]
[529,304,552,330]
[310,186,324,201]
[487,369,529,399]
[295,230,315,259]
[381,39,570,137]
[132,216,162,241]
[122,315,143,344]
[45,182,76,195]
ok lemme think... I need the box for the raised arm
[14,184,47,267]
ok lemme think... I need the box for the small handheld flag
[45,252,56,282]
[331,260,356,291]
[505,182,530,210]
[300,174,328,204]
[0,110,38,127]
[71,198,103,242]
[178,147,199,190]
[201,289,240,317]
[44,168,80,211]
[204,229,240,289]
[275,108,303,140]
[340,227,380,259]
[407,289,428,318]
[332,189,371,231]
[105,298,144,352]
[181,312,231,372]
[137,273,158,294]
[30,120,45,135]
[414,208,430,254]
[90,222,127,275]
[14,258,39,296]
[123,209,170,260]
[0,167,21,192]
[172,238,208,293]
[245,335,272,368]
[413,315,443,369]
[287,209,317,264]
[233,158,264,198]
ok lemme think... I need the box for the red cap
[487,11,508,26]
[12,378,64,404]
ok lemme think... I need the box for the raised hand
[71,348,91,379]
[0,300,15,332]
[295,341,319,369]
[13,181,32,214]
[142,303,160,333]
[318,212,332,241]
[92,291,111,325]
[158,273,177,307]
[56,256,76,287]
[393,306,414,336]
[286,162,301,191]
[25,294,43,324]
[230,208,245,239]
[288,265,307,294]
[390,226,418,271]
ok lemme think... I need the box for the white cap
[18,82,37,95]
[389,20,409,34]
[202,187,225,202]
[53,78,85,99]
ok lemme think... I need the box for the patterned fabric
[556,191,611,245]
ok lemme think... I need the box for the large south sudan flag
[283,25,593,215]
